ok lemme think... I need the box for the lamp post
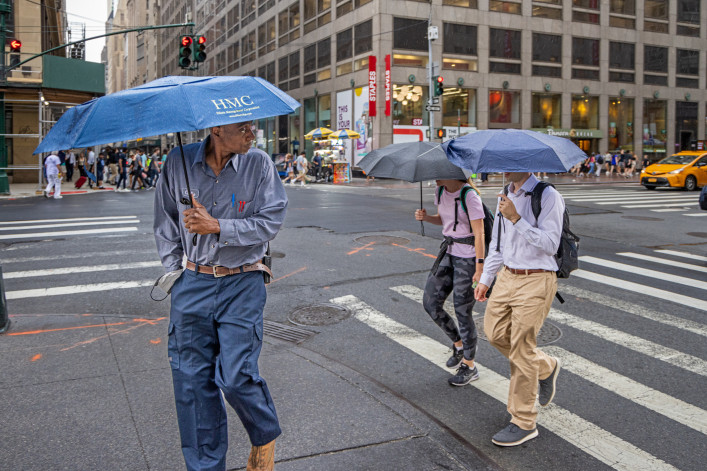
[0,0,10,194]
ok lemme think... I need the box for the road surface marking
[0,227,138,240]
[2,261,163,279]
[654,250,707,263]
[579,196,696,203]
[616,252,707,274]
[0,215,138,225]
[650,208,687,212]
[621,202,697,209]
[544,346,707,436]
[685,213,707,217]
[5,280,154,300]
[0,219,139,232]
[0,248,156,264]
[572,270,707,311]
[579,256,707,291]
[331,295,678,471]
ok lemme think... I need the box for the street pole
[427,19,435,142]
[0,0,10,194]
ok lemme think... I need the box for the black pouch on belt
[262,242,272,284]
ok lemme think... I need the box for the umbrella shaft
[177,132,194,209]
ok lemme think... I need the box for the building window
[533,0,562,19]
[531,93,561,128]
[337,28,352,62]
[258,61,276,84]
[489,28,521,75]
[643,99,667,157]
[392,54,428,68]
[442,88,477,128]
[393,84,428,126]
[317,38,331,69]
[608,97,634,151]
[571,95,599,129]
[644,45,668,86]
[489,1,521,15]
[443,23,477,56]
[258,17,276,56]
[228,41,240,72]
[241,30,256,66]
[279,53,299,91]
[242,0,256,27]
[318,94,332,128]
[675,101,698,150]
[304,44,316,85]
[336,0,353,17]
[609,41,634,83]
[443,58,478,72]
[572,37,599,80]
[644,0,668,33]
[258,0,275,16]
[489,90,521,127]
[573,0,599,24]
[676,49,699,89]
[304,0,331,34]
[443,0,478,7]
[278,2,300,46]
[227,5,240,37]
[354,20,372,55]
[677,0,700,37]
[393,17,428,51]
[609,0,635,28]
[532,33,561,77]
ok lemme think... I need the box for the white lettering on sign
[412,118,423,126]
[369,72,377,102]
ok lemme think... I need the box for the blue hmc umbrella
[442,129,586,173]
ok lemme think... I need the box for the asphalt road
[1,180,705,470]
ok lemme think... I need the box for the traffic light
[434,76,444,96]
[9,39,21,52]
[436,128,446,139]
[8,39,21,68]
[179,35,193,69]
[193,35,207,63]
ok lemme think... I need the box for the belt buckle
[212,265,227,278]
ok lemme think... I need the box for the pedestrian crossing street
[0,215,141,241]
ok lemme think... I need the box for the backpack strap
[495,184,511,252]
[436,186,444,205]
[526,181,553,222]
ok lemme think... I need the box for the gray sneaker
[448,363,479,386]
[446,346,464,369]
[538,358,561,407]
[491,424,538,447]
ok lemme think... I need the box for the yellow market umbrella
[304,127,333,139]
[328,129,360,140]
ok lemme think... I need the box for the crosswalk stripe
[685,213,707,217]
[579,256,707,291]
[571,195,696,203]
[654,250,707,263]
[573,270,707,311]
[389,285,464,320]
[558,285,707,338]
[616,252,707,274]
[0,219,139,232]
[390,284,707,376]
[0,249,157,264]
[593,197,697,204]
[5,280,155,300]
[0,215,138,225]
[544,346,707,436]
[621,202,698,208]
[650,208,686,212]
[2,261,163,279]
[331,295,678,471]
[0,227,138,240]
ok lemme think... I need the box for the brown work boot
[246,440,275,471]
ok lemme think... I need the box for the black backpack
[437,185,494,257]
[500,181,580,302]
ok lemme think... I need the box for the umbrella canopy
[34,75,300,154]
[304,127,333,140]
[358,141,467,183]
[442,129,586,173]
[328,129,360,140]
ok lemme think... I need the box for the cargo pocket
[244,323,263,375]
[167,322,180,370]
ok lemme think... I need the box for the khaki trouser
[484,267,557,430]
[108,163,118,183]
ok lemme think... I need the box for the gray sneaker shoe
[538,358,561,407]
[446,346,464,369]
[448,363,479,386]
[491,424,538,447]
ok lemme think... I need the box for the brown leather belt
[186,260,273,279]
[505,266,554,275]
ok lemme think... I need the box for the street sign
[432,98,439,104]
[425,105,441,112]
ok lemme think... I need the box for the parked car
[640,151,707,190]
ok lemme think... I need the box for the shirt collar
[510,173,540,195]
[190,135,241,173]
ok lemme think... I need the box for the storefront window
[531,93,561,128]
[392,84,428,126]
[317,94,332,128]
[488,90,520,128]
[642,99,667,159]
[675,101,698,151]
[442,88,476,127]
[571,95,599,129]
[608,97,634,151]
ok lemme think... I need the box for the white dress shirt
[480,174,565,287]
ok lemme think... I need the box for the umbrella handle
[177,132,198,247]
[419,181,425,236]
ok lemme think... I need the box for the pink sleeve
[465,191,485,221]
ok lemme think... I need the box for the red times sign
[368,55,377,117]
[384,55,391,116]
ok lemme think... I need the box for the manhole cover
[288,304,351,326]
[621,216,663,221]
[474,318,562,346]
[354,235,410,245]
[687,232,707,239]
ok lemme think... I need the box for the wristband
[476,258,484,264]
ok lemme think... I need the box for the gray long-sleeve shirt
[153,136,288,273]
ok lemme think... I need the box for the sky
[65,0,109,63]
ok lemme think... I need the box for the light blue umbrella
[442,129,586,173]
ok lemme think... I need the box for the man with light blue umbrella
[154,120,287,471]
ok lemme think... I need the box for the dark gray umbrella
[359,142,468,235]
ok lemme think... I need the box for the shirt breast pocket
[235,200,254,218]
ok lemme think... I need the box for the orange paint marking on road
[150,338,162,344]
[30,354,42,362]
[347,242,376,255]
[323,286,330,290]
[269,266,307,284]
[392,243,436,259]
[7,322,128,336]
[131,317,167,325]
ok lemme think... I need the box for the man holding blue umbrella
[154,120,287,471]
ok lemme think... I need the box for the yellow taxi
[640,151,707,191]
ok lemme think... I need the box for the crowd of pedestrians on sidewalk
[570,149,639,179]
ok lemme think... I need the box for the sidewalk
[0,181,118,199]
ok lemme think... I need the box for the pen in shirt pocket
[231,194,235,208]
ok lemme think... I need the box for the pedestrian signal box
[436,128,446,139]
[193,35,207,63]
[179,36,193,69]
[434,76,444,96]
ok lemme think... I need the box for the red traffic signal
[181,36,193,47]
[197,35,207,45]
[436,76,444,84]
[436,128,447,139]
[9,39,21,51]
